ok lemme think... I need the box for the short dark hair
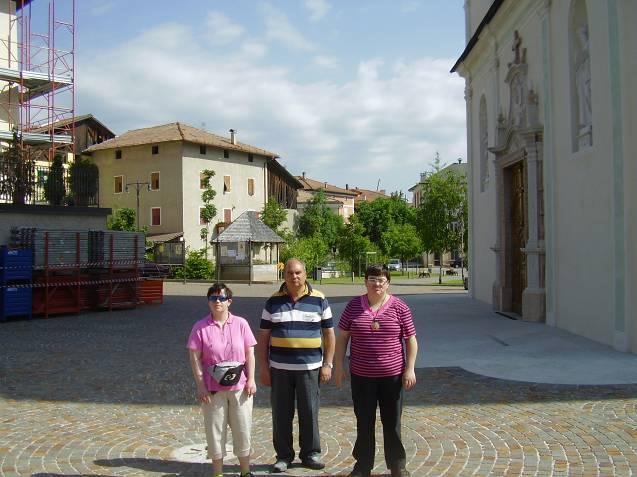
[207,282,233,299]
[365,264,391,282]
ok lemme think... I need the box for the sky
[72,0,467,198]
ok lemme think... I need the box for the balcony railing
[0,158,99,207]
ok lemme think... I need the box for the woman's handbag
[207,361,245,386]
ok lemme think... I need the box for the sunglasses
[208,295,229,302]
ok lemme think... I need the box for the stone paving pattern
[1,283,636,476]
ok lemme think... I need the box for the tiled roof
[215,211,284,243]
[352,187,389,202]
[32,114,114,135]
[84,122,278,158]
[296,175,358,197]
[297,190,345,205]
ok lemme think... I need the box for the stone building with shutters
[84,123,302,251]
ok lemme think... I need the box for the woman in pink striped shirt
[334,265,418,477]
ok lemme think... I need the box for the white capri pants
[202,389,253,460]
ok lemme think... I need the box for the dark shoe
[301,454,325,470]
[390,467,411,477]
[347,468,371,477]
[271,459,291,473]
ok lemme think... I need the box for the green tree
[417,169,467,283]
[0,130,34,205]
[337,215,376,275]
[44,155,66,205]
[107,208,137,231]
[261,197,288,233]
[298,190,344,249]
[280,235,330,275]
[199,169,217,259]
[381,223,422,273]
[68,156,99,206]
[354,196,415,250]
[430,151,445,172]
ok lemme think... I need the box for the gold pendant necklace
[369,294,387,331]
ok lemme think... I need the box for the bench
[418,271,430,278]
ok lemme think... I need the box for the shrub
[172,248,215,280]
[44,155,66,205]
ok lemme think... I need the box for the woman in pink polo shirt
[187,283,257,477]
[335,265,418,477]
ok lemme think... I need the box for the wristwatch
[322,362,333,369]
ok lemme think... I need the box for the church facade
[452,0,637,353]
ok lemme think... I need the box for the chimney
[229,129,236,145]
[420,172,427,182]
[346,184,349,190]
[458,158,462,164]
[302,171,306,179]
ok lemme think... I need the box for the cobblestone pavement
[1,285,636,476]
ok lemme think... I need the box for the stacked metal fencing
[1,228,150,319]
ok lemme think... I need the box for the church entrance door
[508,160,527,315]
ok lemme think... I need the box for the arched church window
[479,95,489,192]
[570,0,592,151]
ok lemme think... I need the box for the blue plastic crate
[0,286,32,320]
[0,246,33,282]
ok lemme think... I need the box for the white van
[388,258,401,271]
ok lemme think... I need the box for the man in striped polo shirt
[258,258,335,473]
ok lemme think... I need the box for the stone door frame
[491,128,546,322]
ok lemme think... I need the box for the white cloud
[304,0,330,21]
[205,11,245,44]
[313,55,339,69]
[260,2,315,51]
[77,23,465,196]
[240,40,268,59]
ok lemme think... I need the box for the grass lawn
[430,279,465,286]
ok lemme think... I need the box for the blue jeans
[270,368,321,462]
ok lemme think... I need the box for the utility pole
[125,181,151,231]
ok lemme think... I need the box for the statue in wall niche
[527,88,539,126]
[510,75,526,128]
[480,128,489,188]
[575,25,592,144]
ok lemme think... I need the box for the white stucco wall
[458,0,635,351]
[545,0,613,344]
[92,141,184,235]
[466,0,497,39]
[181,144,268,250]
[622,0,637,353]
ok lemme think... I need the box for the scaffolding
[0,0,75,165]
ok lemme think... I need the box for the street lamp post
[125,181,151,231]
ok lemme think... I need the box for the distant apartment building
[84,123,301,250]
[350,186,388,207]
[296,173,358,224]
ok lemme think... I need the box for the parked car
[387,258,402,271]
